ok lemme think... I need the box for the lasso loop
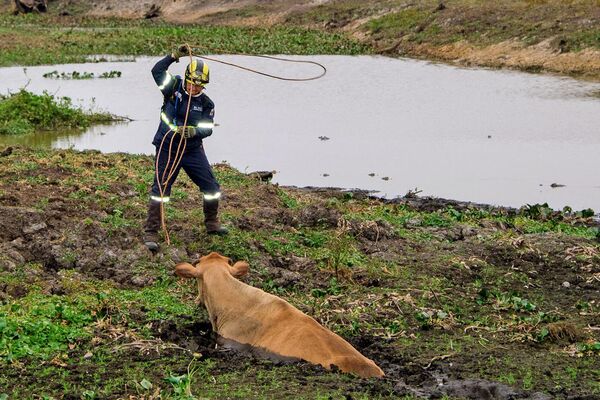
[155,44,326,247]
[187,44,327,81]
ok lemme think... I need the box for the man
[143,45,228,252]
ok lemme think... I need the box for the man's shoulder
[200,93,215,108]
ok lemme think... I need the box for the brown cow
[176,252,384,378]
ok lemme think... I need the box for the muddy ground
[3,0,599,79]
[0,146,599,399]
[1,2,599,397]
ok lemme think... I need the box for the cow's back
[248,296,384,378]
[208,269,384,378]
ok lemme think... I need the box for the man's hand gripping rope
[172,44,192,62]
[175,126,197,138]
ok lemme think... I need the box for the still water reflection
[1,56,599,210]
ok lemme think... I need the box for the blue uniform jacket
[151,55,215,149]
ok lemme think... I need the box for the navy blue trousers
[151,142,220,199]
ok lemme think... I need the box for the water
[1,56,599,211]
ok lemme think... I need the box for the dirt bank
[0,146,599,398]
[6,0,599,79]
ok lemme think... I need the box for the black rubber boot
[204,200,228,235]
[143,200,162,251]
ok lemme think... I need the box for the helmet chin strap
[183,84,203,97]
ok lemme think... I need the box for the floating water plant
[0,90,116,135]
[43,70,122,80]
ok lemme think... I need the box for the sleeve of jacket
[151,55,178,97]
[195,97,215,139]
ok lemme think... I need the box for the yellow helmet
[185,58,209,86]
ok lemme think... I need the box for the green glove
[171,44,191,61]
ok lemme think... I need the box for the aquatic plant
[0,15,369,67]
[0,90,115,135]
[43,70,94,79]
[43,70,122,80]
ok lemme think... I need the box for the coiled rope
[155,44,327,245]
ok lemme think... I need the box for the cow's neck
[201,266,246,331]
[200,266,267,344]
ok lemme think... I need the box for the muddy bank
[0,147,599,398]
[386,39,600,81]
[147,318,555,400]
[6,0,599,79]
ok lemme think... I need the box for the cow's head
[175,251,249,281]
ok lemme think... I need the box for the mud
[235,203,343,235]
[8,0,599,79]
[1,148,599,398]
[0,162,156,291]
[146,318,554,399]
[386,39,600,80]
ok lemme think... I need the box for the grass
[0,292,98,361]
[285,0,388,26]
[294,0,599,77]
[0,274,195,363]
[571,29,600,51]
[0,14,370,67]
[362,0,600,50]
[0,2,598,392]
[0,89,115,135]
[0,0,598,80]
[367,9,432,37]
[277,0,600,54]
[0,147,599,398]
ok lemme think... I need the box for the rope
[153,45,327,248]
[155,45,194,246]
[157,127,188,246]
[187,44,327,81]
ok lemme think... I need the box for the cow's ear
[230,261,249,278]
[175,262,202,279]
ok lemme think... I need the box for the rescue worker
[143,45,228,252]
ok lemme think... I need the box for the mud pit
[147,318,553,400]
[0,147,599,398]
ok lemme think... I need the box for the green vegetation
[0,90,115,135]
[0,1,598,397]
[367,8,435,42]
[571,29,600,51]
[285,0,387,26]
[0,14,369,67]
[287,0,600,77]
[43,70,122,79]
[0,0,598,78]
[361,0,600,51]
[0,293,96,361]
[283,0,600,54]
[0,147,598,398]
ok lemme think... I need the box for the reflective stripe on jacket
[151,55,215,149]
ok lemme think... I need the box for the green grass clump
[367,9,430,35]
[569,29,600,51]
[0,294,98,361]
[110,285,197,322]
[0,280,195,363]
[0,89,114,135]
[366,8,441,44]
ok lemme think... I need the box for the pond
[1,55,599,211]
